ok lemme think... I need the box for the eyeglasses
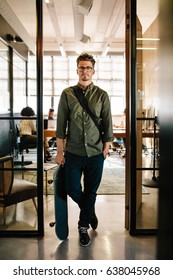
[78,66,93,71]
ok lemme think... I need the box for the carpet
[22,154,149,195]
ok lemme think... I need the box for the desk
[113,128,126,138]
[45,128,127,139]
[44,128,159,140]
[113,129,159,139]
[142,129,159,138]
[44,129,56,138]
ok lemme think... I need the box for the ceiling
[0,0,159,57]
[0,0,125,56]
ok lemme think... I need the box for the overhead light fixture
[137,47,157,50]
[101,45,110,57]
[59,44,66,57]
[5,34,23,43]
[78,0,93,15]
[80,34,90,44]
[72,0,91,45]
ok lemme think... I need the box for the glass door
[0,0,44,237]
[129,0,160,234]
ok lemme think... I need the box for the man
[44,108,55,161]
[19,106,37,148]
[48,108,54,120]
[47,108,56,147]
[55,53,114,246]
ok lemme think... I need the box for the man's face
[76,61,95,82]
[49,111,54,118]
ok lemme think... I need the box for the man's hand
[55,151,65,166]
[103,142,110,159]
[55,138,65,166]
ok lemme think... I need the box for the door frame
[126,0,158,235]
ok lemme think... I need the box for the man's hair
[49,108,54,113]
[76,53,96,67]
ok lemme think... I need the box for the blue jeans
[64,151,105,228]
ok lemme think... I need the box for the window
[13,52,27,113]
[0,40,9,113]
[28,54,125,116]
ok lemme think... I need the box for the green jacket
[56,82,114,157]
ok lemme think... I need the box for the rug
[22,154,149,195]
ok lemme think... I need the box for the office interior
[0,0,173,260]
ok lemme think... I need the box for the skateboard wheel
[49,222,55,227]
[48,179,53,184]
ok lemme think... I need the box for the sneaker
[78,227,90,247]
[90,210,98,230]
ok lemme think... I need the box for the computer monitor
[47,119,56,129]
[44,119,48,129]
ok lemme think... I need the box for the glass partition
[135,0,160,231]
[0,1,41,236]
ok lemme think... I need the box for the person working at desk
[111,109,126,157]
[48,108,54,120]
[44,108,55,161]
[19,106,36,151]
[55,52,114,246]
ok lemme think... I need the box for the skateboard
[50,165,68,240]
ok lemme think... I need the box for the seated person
[47,108,56,146]
[111,109,126,157]
[44,108,55,161]
[19,106,37,152]
[111,137,125,152]
[48,108,54,120]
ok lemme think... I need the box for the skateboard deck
[53,165,68,240]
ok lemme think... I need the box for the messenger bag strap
[72,85,101,132]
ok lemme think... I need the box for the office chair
[0,155,37,225]
[19,135,37,166]
[15,124,37,166]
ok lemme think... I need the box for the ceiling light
[137,47,157,50]
[101,45,110,57]
[59,44,66,57]
[137,38,160,41]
